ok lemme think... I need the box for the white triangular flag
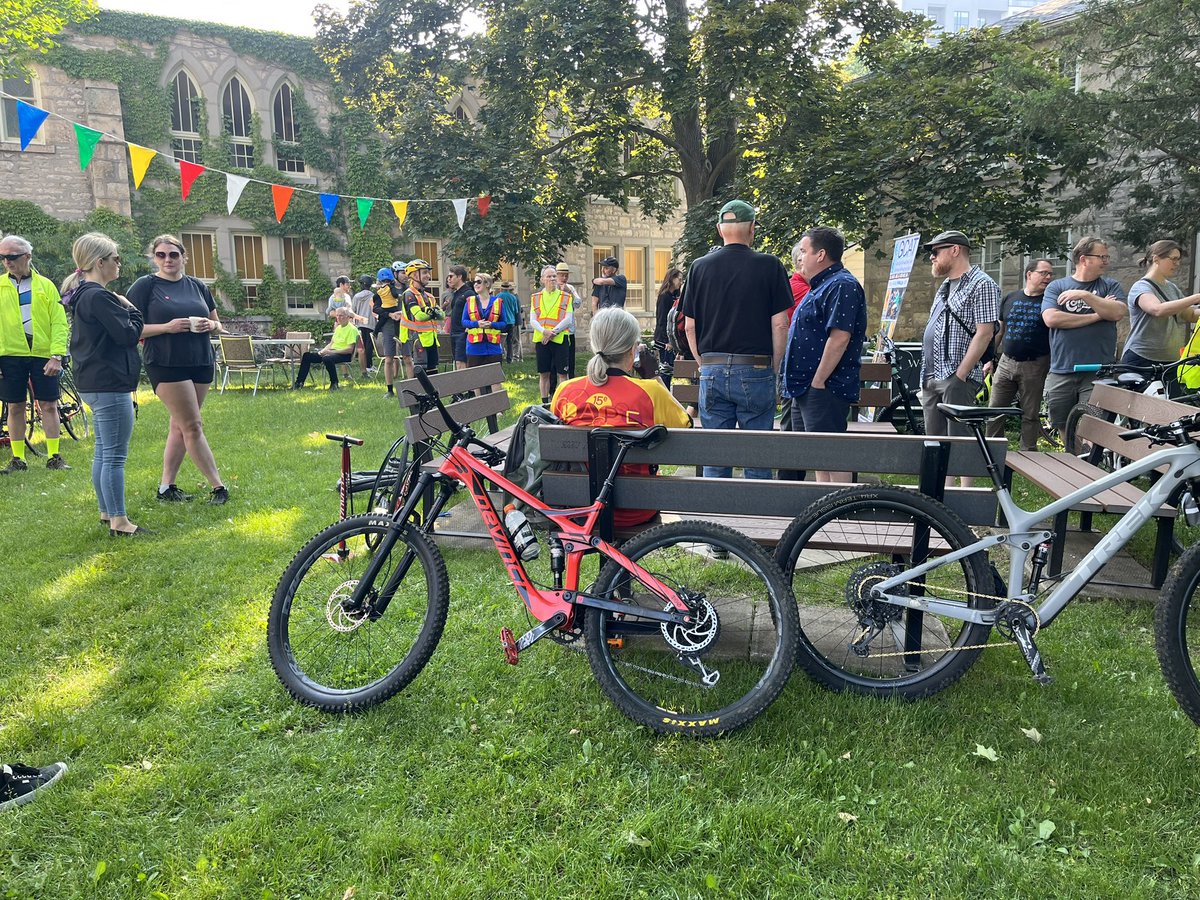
[226,173,250,215]
[451,198,468,229]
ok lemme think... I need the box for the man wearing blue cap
[679,200,792,479]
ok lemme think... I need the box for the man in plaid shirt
[918,230,1000,437]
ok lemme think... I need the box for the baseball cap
[922,230,972,251]
[599,256,619,268]
[555,262,570,274]
[717,199,756,224]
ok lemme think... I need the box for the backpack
[667,296,688,357]
[501,404,564,515]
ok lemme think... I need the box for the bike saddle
[601,424,668,450]
[937,404,1022,422]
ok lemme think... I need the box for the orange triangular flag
[127,143,157,189]
[477,195,491,217]
[391,200,409,229]
[271,184,295,222]
[179,160,205,201]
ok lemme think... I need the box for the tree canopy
[1,0,95,77]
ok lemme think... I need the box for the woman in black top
[653,266,684,386]
[127,234,228,505]
[63,232,148,536]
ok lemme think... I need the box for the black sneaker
[209,486,229,505]
[0,761,67,811]
[1,458,28,474]
[46,454,70,470]
[157,484,194,502]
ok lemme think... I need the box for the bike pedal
[499,627,519,665]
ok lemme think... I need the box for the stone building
[0,12,685,332]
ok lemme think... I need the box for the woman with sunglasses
[127,234,229,505]
[462,272,505,369]
[64,233,149,536]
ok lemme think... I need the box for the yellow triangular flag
[127,143,157,189]
[391,200,409,229]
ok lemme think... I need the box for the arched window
[169,70,202,164]
[452,105,469,124]
[221,76,255,169]
[272,83,305,174]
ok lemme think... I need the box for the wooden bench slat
[404,390,511,442]
[396,362,505,400]
[1091,382,1195,424]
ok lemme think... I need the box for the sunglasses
[107,255,122,264]
[928,246,956,257]
[154,250,183,260]
[1,252,29,262]
[473,279,485,284]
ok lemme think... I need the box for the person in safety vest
[0,234,70,473]
[530,264,574,403]
[462,272,504,370]
[373,266,406,396]
[402,258,443,376]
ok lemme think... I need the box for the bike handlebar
[1119,411,1200,444]
[1073,354,1200,376]
[413,366,461,437]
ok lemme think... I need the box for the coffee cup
[189,316,206,333]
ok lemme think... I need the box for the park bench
[1002,382,1194,588]
[538,426,1006,547]
[669,358,896,433]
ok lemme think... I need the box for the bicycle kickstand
[499,612,568,665]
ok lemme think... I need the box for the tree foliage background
[1,0,95,77]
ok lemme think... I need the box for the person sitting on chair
[552,307,691,528]
[293,308,358,391]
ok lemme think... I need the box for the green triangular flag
[74,123,103,171]
[356,197,374,229]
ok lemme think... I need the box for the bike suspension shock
[1026,539,1053,596]
[548,536,565,590]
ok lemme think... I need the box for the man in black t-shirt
[590,256,627,313]
[679,199,792,479]
[986,259,1055,449]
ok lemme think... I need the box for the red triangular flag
[271,184,295,222]
[477,195,491,217]
[179,161,206,201]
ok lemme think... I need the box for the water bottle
[504,503,540,560]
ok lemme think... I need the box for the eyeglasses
[1,252,29,262]
[1163,254,1183,263]
[1083,253,1110,262]
[1034,270,1055,277]
[154,250,182,260]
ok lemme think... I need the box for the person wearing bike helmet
[402,258,443,375]
[352,274,378,375]
[373,266,405,396]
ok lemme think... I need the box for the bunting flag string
[226,173,249,214]
[127,144,157,189]
[319,193,340,225]
[73,124,103,171]
[1,89,497,232]
[271,184,295,222]
[179,160,205,200]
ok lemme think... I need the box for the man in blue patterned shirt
[918,230,1000,437]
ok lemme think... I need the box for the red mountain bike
[268,368,799,736]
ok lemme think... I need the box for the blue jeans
[698,363,777,479]
[81,391,136,518]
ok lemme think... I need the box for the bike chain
[847,576,1042,658]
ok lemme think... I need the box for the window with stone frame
[1,74,41,145]
[222,77,255,169]
[272,83,305,174]
[413,240,441,300]
[282,236,311,312]
[169,70,203,164]
[653,249,674,288]
[623,247,647,310]
[180,233,215,281]
[592,246,616,280]
[233,233,265,307]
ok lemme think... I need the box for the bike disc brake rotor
[660,594,719,654]
[326,580,371,632]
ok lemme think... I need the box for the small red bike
[268,368,798,736]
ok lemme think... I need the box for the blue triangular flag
[16,101,50,151]
[319,193,340,225]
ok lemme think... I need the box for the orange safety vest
[531,289,567,344]
[465,294,503,344]
[400,287,443,347]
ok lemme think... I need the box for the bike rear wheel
[584,521,799,737]
[1155,544,1200,726]
[268,514,449,712]
[775,485,994,699]
[59,383,90,441]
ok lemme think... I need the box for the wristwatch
[50,354,62,361]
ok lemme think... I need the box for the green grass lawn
[3,364,1199,899]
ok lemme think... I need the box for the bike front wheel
[1155,544,1200,726]
[775,485,994,699]
[59,384,90,440]
[584,521,799,737]
[268,514,450,712]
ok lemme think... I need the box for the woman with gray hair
[552,307,690,528]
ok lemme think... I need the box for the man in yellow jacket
[0,235,70,472]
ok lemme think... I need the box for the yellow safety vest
[532,289,566,344]
[465,294,502,344]
[400,287,443,347]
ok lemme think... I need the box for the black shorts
[793,386,851,433]
[535,340,570,375]
[146,363,214,389]
[0,355,61,402]
[452,333,468,363]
